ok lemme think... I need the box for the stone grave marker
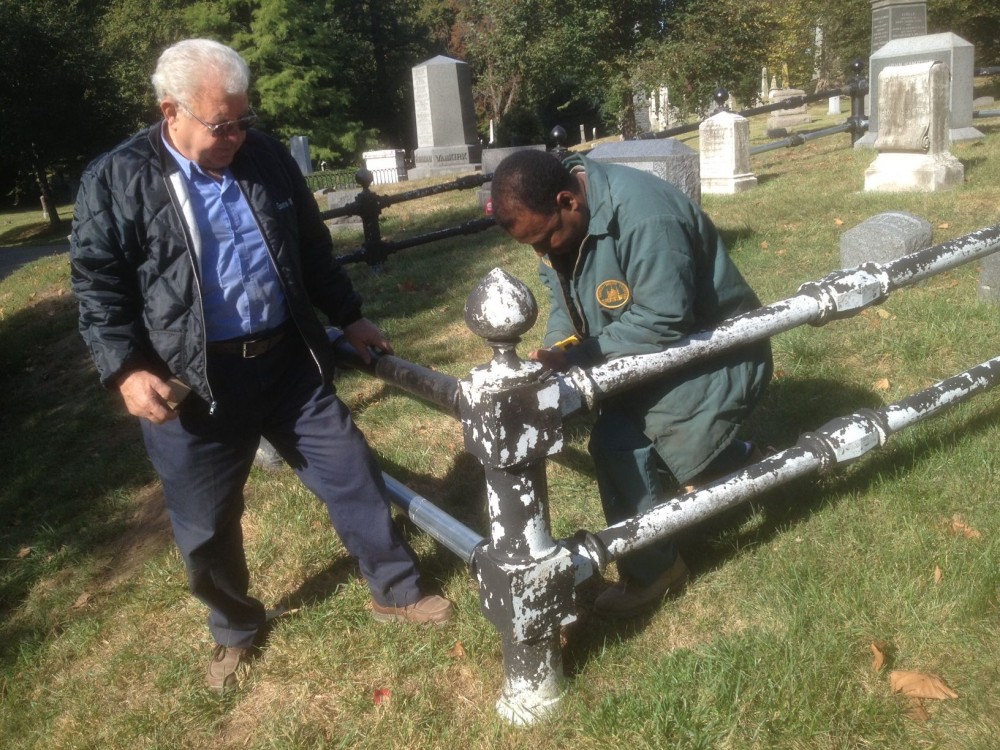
[856,32,983,148]
[700,110,757,195]
[409,56,482,180]
[864,60,964,192]
[840,211,932,268]
[587,139,700,204]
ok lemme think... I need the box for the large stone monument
[856,32,983,148]
[700,111,757,195]
[587,139,700,205]
[864,60,964,192]
[870,0,927,53]
[409,56,482,180]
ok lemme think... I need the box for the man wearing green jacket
[491,149,772,618]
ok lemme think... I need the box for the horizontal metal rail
[750,123,853,154]
[335,216,496,266]
[382,474,484,565]
[556,224,1000,416]
[319,172,492,221]
[584,354,1000,566]
[328,329,461,416]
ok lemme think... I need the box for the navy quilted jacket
[70,124,362,408]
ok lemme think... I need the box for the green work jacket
[541,154,772,482]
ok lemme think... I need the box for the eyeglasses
[178,101,257,137]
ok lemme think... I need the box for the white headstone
[840,211,932,267]
[855,32,983,148]
[363,149,407,185]
[864,60,964,192]
[828,96,842,115]
[700,111,757,195]
[409,56,482,179]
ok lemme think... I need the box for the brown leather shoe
[207,644,252,693]
[371,594,455,625]
[594,556,690,619]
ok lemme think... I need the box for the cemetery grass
[1,127,1000,750]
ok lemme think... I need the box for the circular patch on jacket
[596,279,630,309]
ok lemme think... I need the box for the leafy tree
[0,0,127,222]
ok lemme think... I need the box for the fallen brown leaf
[873,378,891,392]
[72,592,91,610]
[890,670,958,700]
[875,308,893,320]
[448,641,467,660]
[951,515,982,539]
[834,218,845,226]
[871,641,888,672]
[938,222,950,229]
[760,241,770,250]
[373,688,391,705]
[934,566,943,584]
[17,547,31,559]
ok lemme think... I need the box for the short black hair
[491,150,576,229]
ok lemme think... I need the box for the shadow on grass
[0,291,158,665]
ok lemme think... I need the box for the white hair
[151,38,250,104]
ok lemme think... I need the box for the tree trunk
[32,149,62,229]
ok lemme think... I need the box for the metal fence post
[353,168,390,267]
[459,268,577,724]
[846,58,869,144]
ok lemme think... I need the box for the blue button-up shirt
[163,130,289,341]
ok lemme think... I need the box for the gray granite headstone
[870,0,927,54]
[289,136,312,175]
[586,139,700,205]
[856,32,983,148]
[324,189,364,232]
[478,145,547,211]
[978,251,1000,304]
[409,56,482,180]
[839,211,932,268]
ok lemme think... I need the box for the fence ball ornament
[464,268,539,375]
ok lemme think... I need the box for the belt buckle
[242,339,260,358]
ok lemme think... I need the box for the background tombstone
[478,145,546,211]
[856,32,983,148]
[363,149,408,185]
[699,110,757,195]
[864,60,964,192]
[408,56,482,180]
[587,139,700,204]
[289,135,312,175]
[870,0,927,54]
[839,211,932,268]
[765,88,811,136]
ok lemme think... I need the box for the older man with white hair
[70,39,453,693]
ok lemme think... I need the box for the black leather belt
[207,324,289,358]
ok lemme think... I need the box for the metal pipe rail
[334,216,496,266]
[327,329,461,416]
[583,354,1000,566]
[382,474,484,565]
[749,123,853,155]
[556,223,1000,417]
[318,171,493,221]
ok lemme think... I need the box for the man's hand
[530,347,570,373]
[115,369,181,424]
[343,318,393,364]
